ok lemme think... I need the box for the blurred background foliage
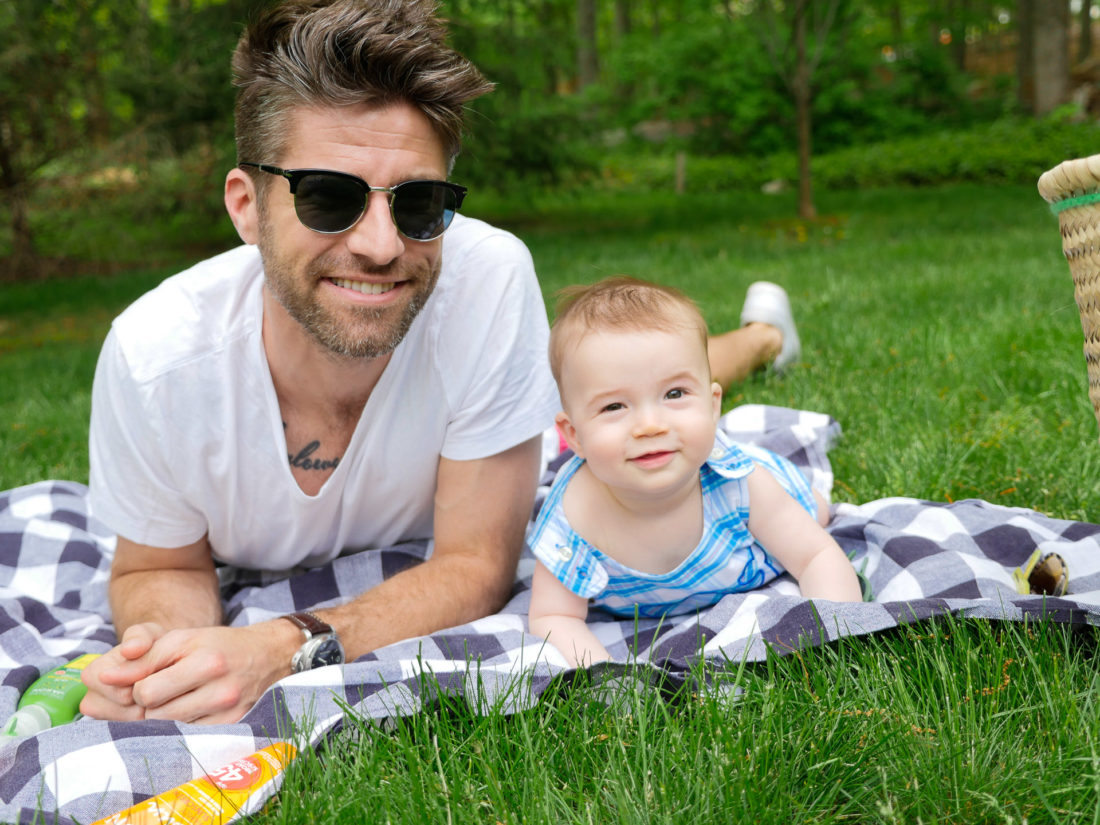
[1,0,1098,278]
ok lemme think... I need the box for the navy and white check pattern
[1,405,1098,824]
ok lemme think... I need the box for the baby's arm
[529,561,611,667]
[745,466,862,602]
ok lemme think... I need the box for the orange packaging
[91,742,297,825]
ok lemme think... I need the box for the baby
[528,276,861,667]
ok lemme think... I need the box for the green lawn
[269,618,1100,824]
[504,183,1098,520]
[3,183,1099,822]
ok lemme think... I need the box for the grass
[262,618,1100,824]
[0,265,180,486]
[498,183,1098,521]
[3,182,1099,821]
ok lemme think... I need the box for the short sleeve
[87,330,207,547]
[434,226,560,461]
[705,431,758,480]
[527,457,608,599]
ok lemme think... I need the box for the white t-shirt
[88,215,561,570]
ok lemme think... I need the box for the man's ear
[555,411,583,458]
[224,168,260,245]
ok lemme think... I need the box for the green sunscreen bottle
[3,653,101,737]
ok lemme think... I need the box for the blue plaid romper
[529,431,819,618]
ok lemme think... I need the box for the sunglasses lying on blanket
[239,163,467,240]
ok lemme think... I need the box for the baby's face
[556,327,722,502]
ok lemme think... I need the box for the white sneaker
[739,281,801,374]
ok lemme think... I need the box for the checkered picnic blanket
[2,405,1099,824]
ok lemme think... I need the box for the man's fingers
[128,625,287,724]
[118,622,163,660]
[130,636,230,711]
[82,678,136,709]
[79,650,146,720]
[93,653,161,688]
[78,622,176,722]
[139,683,247,725]
[79,690,144,722]
[133,651,244,722]
[86,622,166,688]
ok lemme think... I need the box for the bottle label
[91,743,298,825]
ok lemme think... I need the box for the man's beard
[258,222,440,360]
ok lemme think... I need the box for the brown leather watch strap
[280,611,332,638]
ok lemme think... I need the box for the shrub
[585,117,1100,194]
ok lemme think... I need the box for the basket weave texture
[1037,154,1100,436]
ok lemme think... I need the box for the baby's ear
[710,382,723,420]
[555,411,583,458]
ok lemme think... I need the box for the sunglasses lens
[392,182,458,241]
[294,173,366,233]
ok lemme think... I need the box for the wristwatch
[281,611,345,672]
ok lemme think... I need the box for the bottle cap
[3,704,52,737]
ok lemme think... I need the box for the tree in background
[0,0,126,277]
[1017,0,1070,115]
[750,0,852,219]
[1082,0,1094,62]
[445,0,598,189]
[0,0,253,278]
[577,0,599,89]
[0,0,1085,276]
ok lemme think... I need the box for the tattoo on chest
[288,441,341,472]
[283,422,341,472]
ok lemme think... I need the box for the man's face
[255,103,449,360]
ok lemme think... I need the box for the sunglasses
[239,162,467,240]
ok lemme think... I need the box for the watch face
[309,636,345,669]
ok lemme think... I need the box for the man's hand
[80,622,167,721]
[129,622,297,724]
[83,534,300,724]
[83,621,299,725]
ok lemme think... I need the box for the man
[80,0,799,725]
[81,0,560,724]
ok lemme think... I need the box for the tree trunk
[613,0,633,96]
[929,0,944,47]
[1017,0,1036,109]
[614,0,631,39]
[890,0,904,46]
[948,0,969,71]
[576,0,599,89]
[1032,0,1070,114]
[6,189,37,279]
[793,0,816,220]
[1081,0,1093,61]
[0,121,38,279]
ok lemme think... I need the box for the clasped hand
[80,622,289,725]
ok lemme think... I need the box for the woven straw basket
[1038,154,1100,437]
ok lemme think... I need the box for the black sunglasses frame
[239,162,467,240]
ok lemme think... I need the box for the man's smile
[328,277,399,296]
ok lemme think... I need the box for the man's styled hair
[549,276,711,385]
[232,0,493,172]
